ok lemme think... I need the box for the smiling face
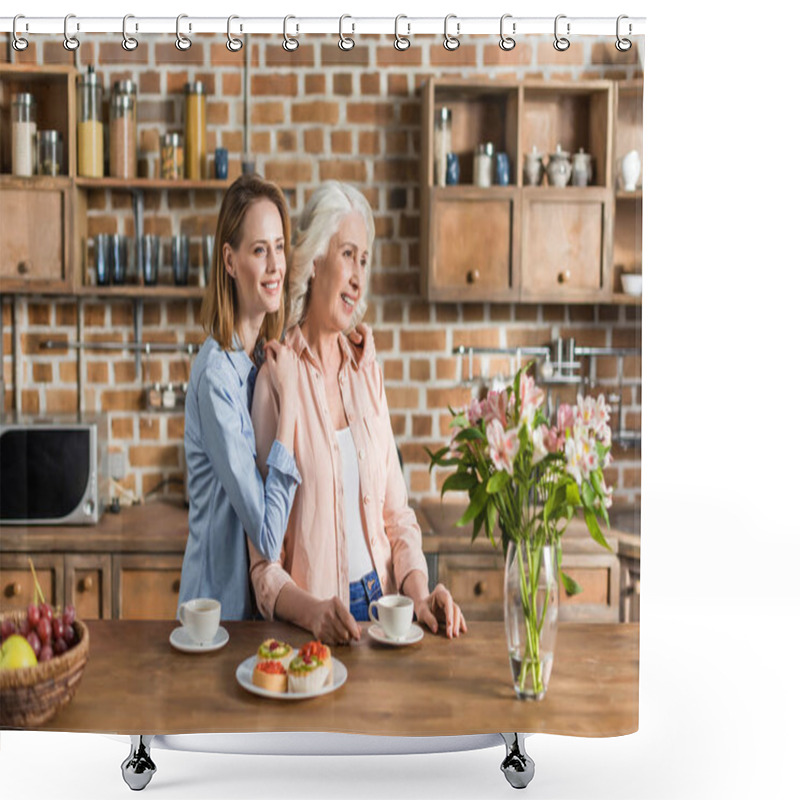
[309,211,369,334]
[223,198,286,329]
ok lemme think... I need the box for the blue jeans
[349,570,383,622]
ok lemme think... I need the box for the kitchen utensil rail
[40,339,198,354]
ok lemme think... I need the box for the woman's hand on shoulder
[261,341,299,413]
[414,584,467,639]
[348,322,375,368]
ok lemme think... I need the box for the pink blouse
[248,325,428,619]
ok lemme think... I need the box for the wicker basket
[0,610,90,728]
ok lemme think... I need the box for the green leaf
[457,484,487,527]
[486,502,498,546]
[584,508,612,551]
[560,568,583,597]
[566,480,581,506]
[454,426,484,442]
[441,472,477,496]
[486,470,511,495]
[471,508,486,542]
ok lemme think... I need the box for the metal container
[160,132,184,180]
[36,130,63,176]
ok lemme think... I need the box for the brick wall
[1,33,642,509]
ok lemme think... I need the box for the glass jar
[11,93,37,176]
[184,82,207,180]
[78,67,104,177]
[473,142,493,188]
[160,133,184,180]
[37,130,63,176]
[110,80,137,179]
[433,107,452,188]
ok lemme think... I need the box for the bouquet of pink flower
[428,364,614,594]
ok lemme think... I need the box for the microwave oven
[0,417,108,525]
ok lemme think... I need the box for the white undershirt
[336,427,375,582]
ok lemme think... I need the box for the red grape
[27,603,41,627]
[37,617,52,644]
[39,603,53,623]
[1,619,16,640]
[26,630,42,659]
[52,617,64,640]
[63,624,76,646]
[39,644,53,662]
[53,638,67,656]
[18,619,30,637]
[62,605,76,626]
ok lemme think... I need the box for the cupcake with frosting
[252,660,288,693]
[288,653,330,693]
[257,638,294,670]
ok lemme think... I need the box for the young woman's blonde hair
[201,175,291,350]
[286,181,375,332]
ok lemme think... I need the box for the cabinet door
[559,551,620,623]
[437,552,505,621]
[427,189,518,302]
[113,555,183,620]
[521,191,609,302]
[619,556,640,623]
[0,553,64,613]
[65,554,112,620]
[0,179,72,291]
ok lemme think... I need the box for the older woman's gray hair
[286,181,376,332]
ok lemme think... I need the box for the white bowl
[621,274,642,296]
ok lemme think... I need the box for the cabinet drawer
[559,551,620,623]
[114,555,183,620]
[437,552,505,621]
[65,554,112,620]
[0,553,63,613]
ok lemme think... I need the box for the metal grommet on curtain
[63,14,80,51]
[121,14,138,50]
[443,14,460,51]
[499,13,515,51]
[283,15,299,51]
[175,14,192,51]
[12,14,29,51]
[615,15,632,52]
[226,15,243,52]
[338,14,355,51]
[553,14,570,51]
[394,14,411,51]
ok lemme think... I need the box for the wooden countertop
[32,620,638,737]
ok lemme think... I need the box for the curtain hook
[339,14,355,51]
[283,15,299,51]
[615,14,632,52]
[443,14,460,51]
[394,14,411,51]
[64,14,80,51]
[175,14,192,51]
[121,14,138,51]
[12,14,29,51]
[553,14,570,51]
[226,15,243,52]
[499,14,515,51]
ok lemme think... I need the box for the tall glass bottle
[78,67,104,177]
[110,80,137,179]
[11,93,37,176]
[184,82,207,180]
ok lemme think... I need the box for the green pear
[0,634,38,670]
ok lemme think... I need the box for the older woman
[179,175,372,621]
[248,181,467,644]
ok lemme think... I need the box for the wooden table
[36,620,638,738]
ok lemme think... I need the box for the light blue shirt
[179,335,301,620]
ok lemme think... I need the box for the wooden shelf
[77,286,205,299]
[75,177,232,191]
[616,189,642,200]
[611,292,642,306]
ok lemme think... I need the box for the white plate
[367,622,424,647]
[236,654,347,700]
[169,625,229,653]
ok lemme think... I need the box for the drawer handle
[466,269,480,284]
[10,582,23,597]
[172,579,181,593]
[79,576,94,592]
[17,261,31,275]
[558,269,571,284]
[474,580,486,597]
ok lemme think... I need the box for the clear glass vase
[504,540,559,700]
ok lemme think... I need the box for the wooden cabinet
[65,554,112,620]
[114,554,183,620]
[421,78,616,304]
[619,555,641,623]
[0,553,63,612]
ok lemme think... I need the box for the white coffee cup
[178,598,221,645]
[369,594,414,640]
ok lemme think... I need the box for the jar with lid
[473,142,494,188]
[160,133,184,180]
[184,82,207,180]
[11,93,37,176]
[37,130,63,176]
[110,80,137,179]
[433,107,452,187]
[78,67,104,177]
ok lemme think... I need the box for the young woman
[247,181,467,643]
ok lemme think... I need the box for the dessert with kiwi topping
[256,638,294,670]
[287,653,330,693]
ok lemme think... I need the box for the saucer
[169,625,229,653]
[367,623,423,647]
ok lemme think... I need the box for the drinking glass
[140,235,160,286]
[95,234,111,286]
[201,235,214,287]
[172,235,190,286]
[110,234,128,284]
